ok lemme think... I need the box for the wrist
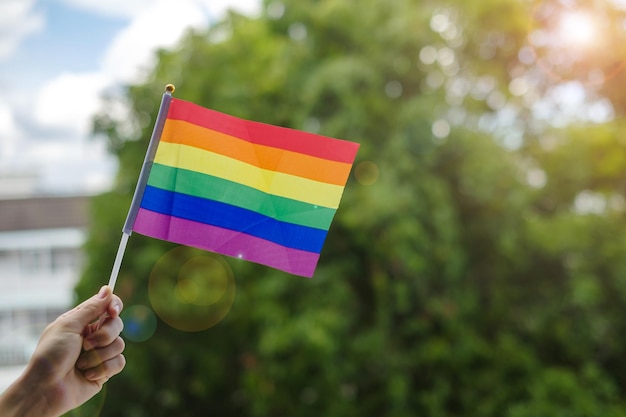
[0,373,43,417]
[0,365,56,417]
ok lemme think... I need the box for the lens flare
[354,161,380,186]
[149,246,236,332]
[121,305,157,343]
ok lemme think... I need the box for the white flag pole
[106,232,130,291]
[106,84,175,291]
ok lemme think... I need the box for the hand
[0,285,126,417]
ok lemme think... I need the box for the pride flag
[131,98,359,277]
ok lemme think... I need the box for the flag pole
[107,84,175,291]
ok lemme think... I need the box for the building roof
[0,195,91,231]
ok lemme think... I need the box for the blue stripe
[139,185,327,253]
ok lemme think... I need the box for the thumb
[61,286,112,333]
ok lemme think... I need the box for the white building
[0,193,90,391]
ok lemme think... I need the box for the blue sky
[0,0,259,195]
[1,1,127,132]
[3,4,124,85]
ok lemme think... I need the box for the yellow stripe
[161,120,354,186]
[153,141,346,209]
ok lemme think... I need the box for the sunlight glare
[558,11,596,46]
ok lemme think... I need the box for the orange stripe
[160,119,353,186]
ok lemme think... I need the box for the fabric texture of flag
[131,98,360,277]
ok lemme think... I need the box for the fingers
[107,294,124,319]
[60,286,114,333]
[74,287,126,383]
[83,316,124,351]
[82,294,124,338]
[81,352,126,382]
[77,337,125,371]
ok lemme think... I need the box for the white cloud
[0,102,21,159]
[0,0,44,60]
[100,0,261,84]
[29,139,116,193]
[102,0,209,83]
[0,103,20,139]
[33,72,112,136]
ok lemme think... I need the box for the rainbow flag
[131,98,359,277]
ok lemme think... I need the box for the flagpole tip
[165,84,175,94]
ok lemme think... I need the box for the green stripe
[147,163,336,230]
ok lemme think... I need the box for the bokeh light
[149,246,236,332]
[432,119,451,141]
[354,161,380,185]
[385,80,403,98]
[121,304,157,343]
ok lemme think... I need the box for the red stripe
[166,98,360,164]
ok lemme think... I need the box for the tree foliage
[73,0,626,415]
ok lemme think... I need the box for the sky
[0,0,260,195]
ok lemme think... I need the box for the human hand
[0,285,125,417]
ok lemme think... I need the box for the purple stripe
[133,208,319,277]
